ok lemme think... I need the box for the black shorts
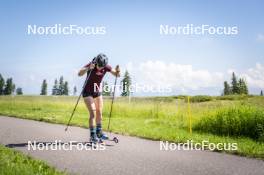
[82,91,102,98]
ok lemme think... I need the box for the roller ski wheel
[113,137,119,143]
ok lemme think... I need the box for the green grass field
[0,95,263,159]
[0,144,65,175]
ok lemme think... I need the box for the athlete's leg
[94,95,103,124]
[83,96,98,141]
[94,95,108,139]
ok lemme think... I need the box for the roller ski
[96,127,119,143]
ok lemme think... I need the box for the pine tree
[0,74,4,95]
[223,74,249,95]
[231,72,239,94]
[73,86,77,96]
[242,79,248,95]
[102,81,111,96]
[238,78,248,95]
[63,81,69,95]
[12,84,16,94]
[40,79,48,95]
[16,87,23,95]
[238,78,243,94]
[52,76,70,95]
[4,78,13,95]
[52,79,59,95]
[59,76,64,95]
[223,81,231,95]
[121,70,131,96]
[260,90,263,96]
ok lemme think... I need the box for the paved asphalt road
[0,116,263,175]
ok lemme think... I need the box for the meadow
[0,95,263,159]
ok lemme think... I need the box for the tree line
[0,74,23,95]
[223,72,249,95]
[40,76,76,96]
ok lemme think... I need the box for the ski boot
[96,125,109,141]
[90,135,99,144]
[90,130,99,144]
[97,131,109,140]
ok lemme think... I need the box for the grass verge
[0,144,65,175]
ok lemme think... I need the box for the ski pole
[65,61,95,131]
[107,65,119,131]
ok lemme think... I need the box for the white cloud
[241,63,264,88]
[257,34,264,42]
[125,60,224,92]
[125,61,264,95]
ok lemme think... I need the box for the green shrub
[174,95,188,99]
[215,95,253,101]
[185,95,213,103]
[194,106,264,142]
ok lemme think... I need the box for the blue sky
[0,0,264,96]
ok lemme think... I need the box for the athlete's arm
[78,64,95,76]
[110,65,120,77]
